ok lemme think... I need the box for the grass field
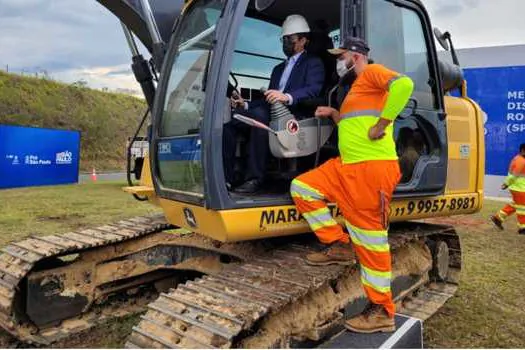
[0,181,160,247]
[0,182,524,348]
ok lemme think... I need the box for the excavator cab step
[320,314,423,349]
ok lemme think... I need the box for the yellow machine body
[125,92,485,243]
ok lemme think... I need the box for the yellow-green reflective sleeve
[381,76,414,121]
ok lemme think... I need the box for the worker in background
[223,14,325,194]
[491,143,525,234]
[290,37,414,333]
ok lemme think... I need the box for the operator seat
[265,25,337,168]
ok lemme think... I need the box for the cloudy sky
[0,0,523,96]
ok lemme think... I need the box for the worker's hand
[501,184,509,190]
[368,124,386,140]
[315,106,337,119]
[230,92,245,109]
[265,90,289,104]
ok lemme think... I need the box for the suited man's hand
[230,92,245,109]
[265,90,289,104]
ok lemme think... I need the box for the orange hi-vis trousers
[496,190,525,230]
[291,158,401,317]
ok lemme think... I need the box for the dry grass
[424,200,525,348]
[0,182,524,347]
[0,181,160,247]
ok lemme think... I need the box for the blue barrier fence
[462,65,525,176]
[0,125,80,189]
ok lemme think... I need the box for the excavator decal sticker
[391,196,478,218]
[183,207,198,228]
[259,205,343,228]
[286,119,299,135]
[258,195,479,230]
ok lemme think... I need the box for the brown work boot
[305,242,356,266]
[490,215,504,231]
[345,305,395,333]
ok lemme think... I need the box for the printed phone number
[393,197,476,217]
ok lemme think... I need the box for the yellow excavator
[0,0,484,348]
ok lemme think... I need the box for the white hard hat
[281,14,310,37]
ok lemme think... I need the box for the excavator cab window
[230,17,285,100]
[154,0,225,200]
[367,0,436,110]
[365,0,447,192]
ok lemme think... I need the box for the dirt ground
[0,182,524,348]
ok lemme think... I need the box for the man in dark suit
[224,14,325,194]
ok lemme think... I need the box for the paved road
[79,172,127,183]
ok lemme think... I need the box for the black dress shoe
[519,229,525,235]
[234,179,261,194]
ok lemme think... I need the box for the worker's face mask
[282,36,297,57]
[336,56,356,78]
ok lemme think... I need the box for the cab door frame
[363,0,448,197]
[202,0,250,210]
[149,0,232,206]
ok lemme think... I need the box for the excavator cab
[150,0,453,215]
[99,0,483,244]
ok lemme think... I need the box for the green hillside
[0,71,147,171]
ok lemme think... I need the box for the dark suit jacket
[269,52,325,102]
[251,52,325,118]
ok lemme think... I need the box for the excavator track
[0,216,460,347]
[127,222,461,349]
[0,214,174,345]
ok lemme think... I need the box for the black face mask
[282,38,295,57]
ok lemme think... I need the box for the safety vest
[337,64,413,164]
[505,154,525,192]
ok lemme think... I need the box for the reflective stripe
[499,210,509,219]
[387,74,407,88]
[517,209,525,216]
[303,208,338,231]
[513,203,525,210]
[346,222,390,252]
[507,175,525,192]
[290,180,324,201]
[361,265,391,293]
[340,109,382,120]
[519,223,525,229]
[362,278,391,294]
[346,222,387,237]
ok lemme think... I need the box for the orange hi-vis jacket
[337,64,414,164]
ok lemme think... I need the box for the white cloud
[423,0,525,48]
[0,0,147,96]
[52,64,144,98]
